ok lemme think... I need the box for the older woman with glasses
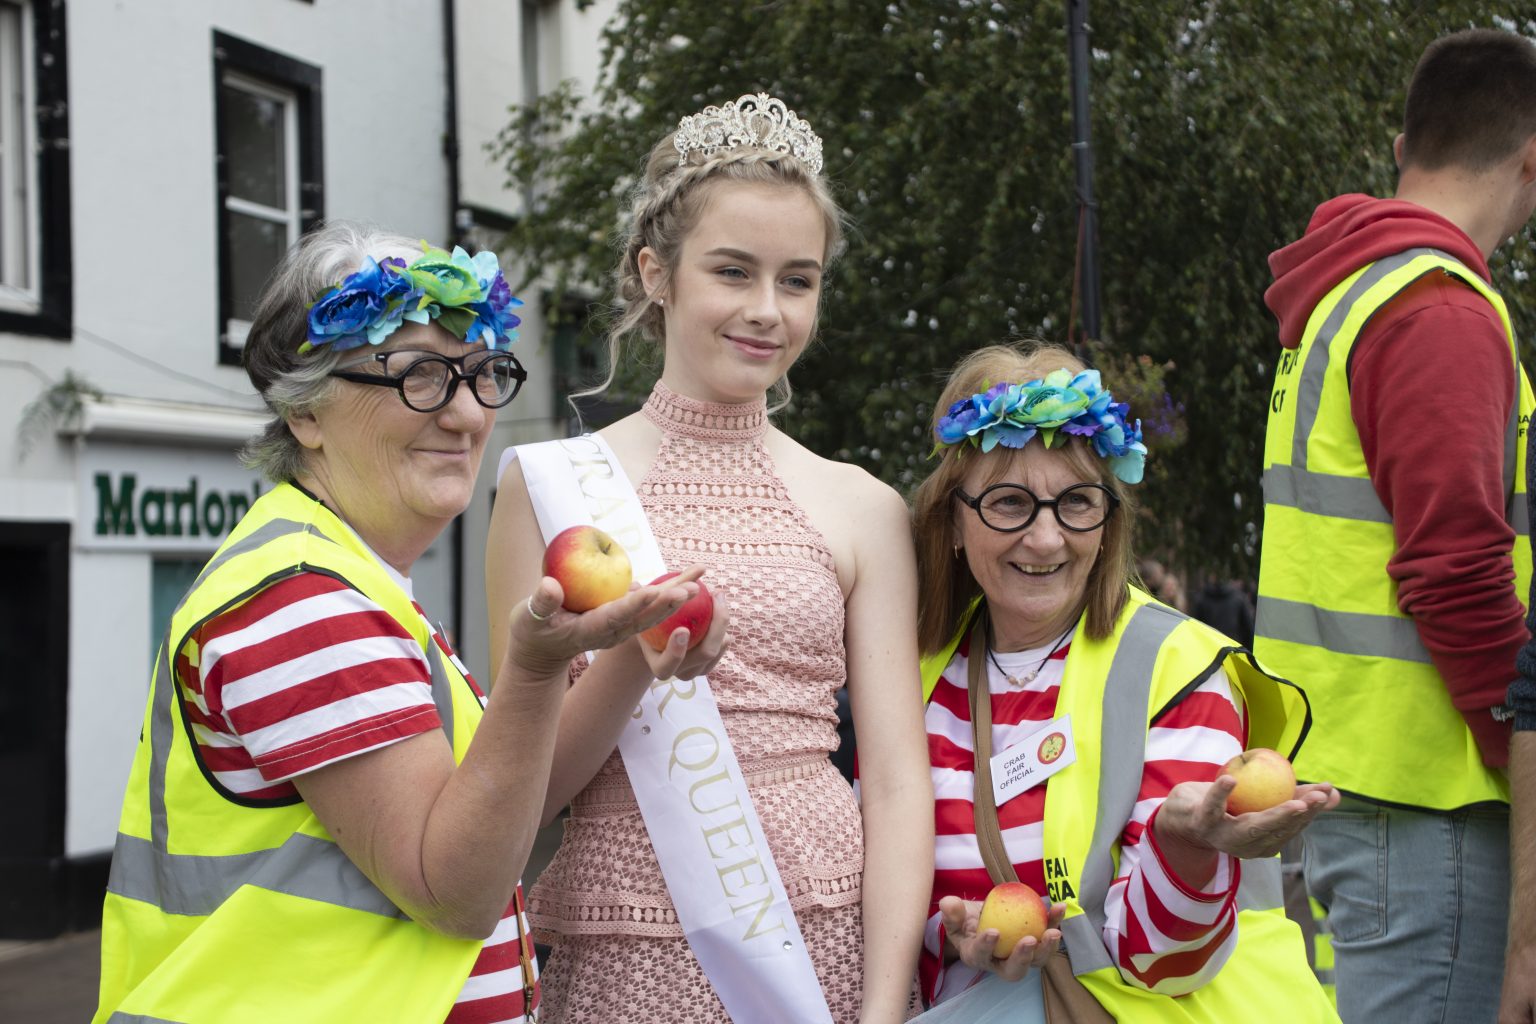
[908,343,1339,1022]
[93,222,705,1024]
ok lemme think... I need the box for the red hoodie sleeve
[1351,271,1527,766]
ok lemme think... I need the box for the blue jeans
[1302,794,1509,1024]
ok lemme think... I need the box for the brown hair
[912,342,1137,655]
[579,104,847,411]
[1402,29,1536,172]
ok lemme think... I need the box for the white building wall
[1,0,621,896]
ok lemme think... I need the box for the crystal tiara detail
[673,92,824,176]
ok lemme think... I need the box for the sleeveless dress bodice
[526,381,864,941]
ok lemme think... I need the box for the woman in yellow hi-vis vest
[906,344,1339,1022]
[93,223,720,1024]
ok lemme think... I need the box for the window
[0,0,70,338]
[213,32,322,364]
[0,2,33,297]
[150,558,203,658]
[550,297,636,433]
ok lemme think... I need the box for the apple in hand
[976,882,1048,958]
[1219,747,1297,815]
[542,526,633,612]
[639,571,714,651]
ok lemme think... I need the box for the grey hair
[239,221,423,482]
[576,118,847,415]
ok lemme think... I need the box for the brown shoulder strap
[967,617,1020,887]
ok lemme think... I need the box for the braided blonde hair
[579,125,847,411]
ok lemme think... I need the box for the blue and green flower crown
[298,243,524,355]
[934,368,1148,484]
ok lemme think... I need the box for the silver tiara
[673,93,824,176]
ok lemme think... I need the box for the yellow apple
[1219,747,1297,815]
[542,525,633,612]
[976,881,1048,958]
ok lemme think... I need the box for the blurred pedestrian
[1191,577,1255,648]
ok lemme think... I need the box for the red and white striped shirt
[176,567,538,1024]
[921,630,1245,1005]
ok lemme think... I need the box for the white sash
[505,436,833,1024]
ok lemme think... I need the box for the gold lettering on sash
[650,674,698,715]
[701,815,754,857]
[668,726,720,776]
[689,767,741,815]
[717,855,769,898]
[730,891,790,939]
[665,724,788,943]
[560,438,646,552]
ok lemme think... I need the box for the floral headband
[298,243,524,355]
[934,368,1148,484]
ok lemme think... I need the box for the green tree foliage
[492,1,1535,577]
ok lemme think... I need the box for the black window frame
[212,30,322,367]
[0,0,71,339]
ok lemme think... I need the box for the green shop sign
[93,472,263,539]
[79,443,267,551]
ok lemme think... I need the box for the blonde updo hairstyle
[584,116,847,410]
[912,342,1137,655]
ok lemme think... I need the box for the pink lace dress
[528,382,867,1022]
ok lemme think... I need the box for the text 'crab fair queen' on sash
[503,436,833,1024]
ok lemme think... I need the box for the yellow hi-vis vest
[95,483,490,1024]
[921,588,1337,1021]
[1256,247,1532,810]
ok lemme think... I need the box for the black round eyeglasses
[329,350,527,413]
[953,482,1119,533]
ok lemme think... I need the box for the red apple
[542,525,633,612]
[640,572,714,651]
[1219,747,1297,815]
[976,881,1048,958]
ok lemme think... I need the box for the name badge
[991,715,1076,806]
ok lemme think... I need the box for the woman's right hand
[505,569,705,680]
[633,581,729,683]
[938,895,1065,982]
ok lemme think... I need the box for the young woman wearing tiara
[485,95,933,1022]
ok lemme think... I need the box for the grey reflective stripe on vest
[107,831,408,919]
[1236,857,1284,912]
[1289,250,1436,470]
[1254,595,1433,665]
[149,517,322,848]
[1261,465,1389,523]
[428,641,456,749]
[1280,248,1524,531]
[1266,247,1526,663]
[107,1014,189,1023]
[1060,603,1285,976]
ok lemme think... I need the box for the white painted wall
[1,0,623,864]
[66,547,152,854]
[0,0,461,860]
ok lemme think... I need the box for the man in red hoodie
[1255,29,1536,1024]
